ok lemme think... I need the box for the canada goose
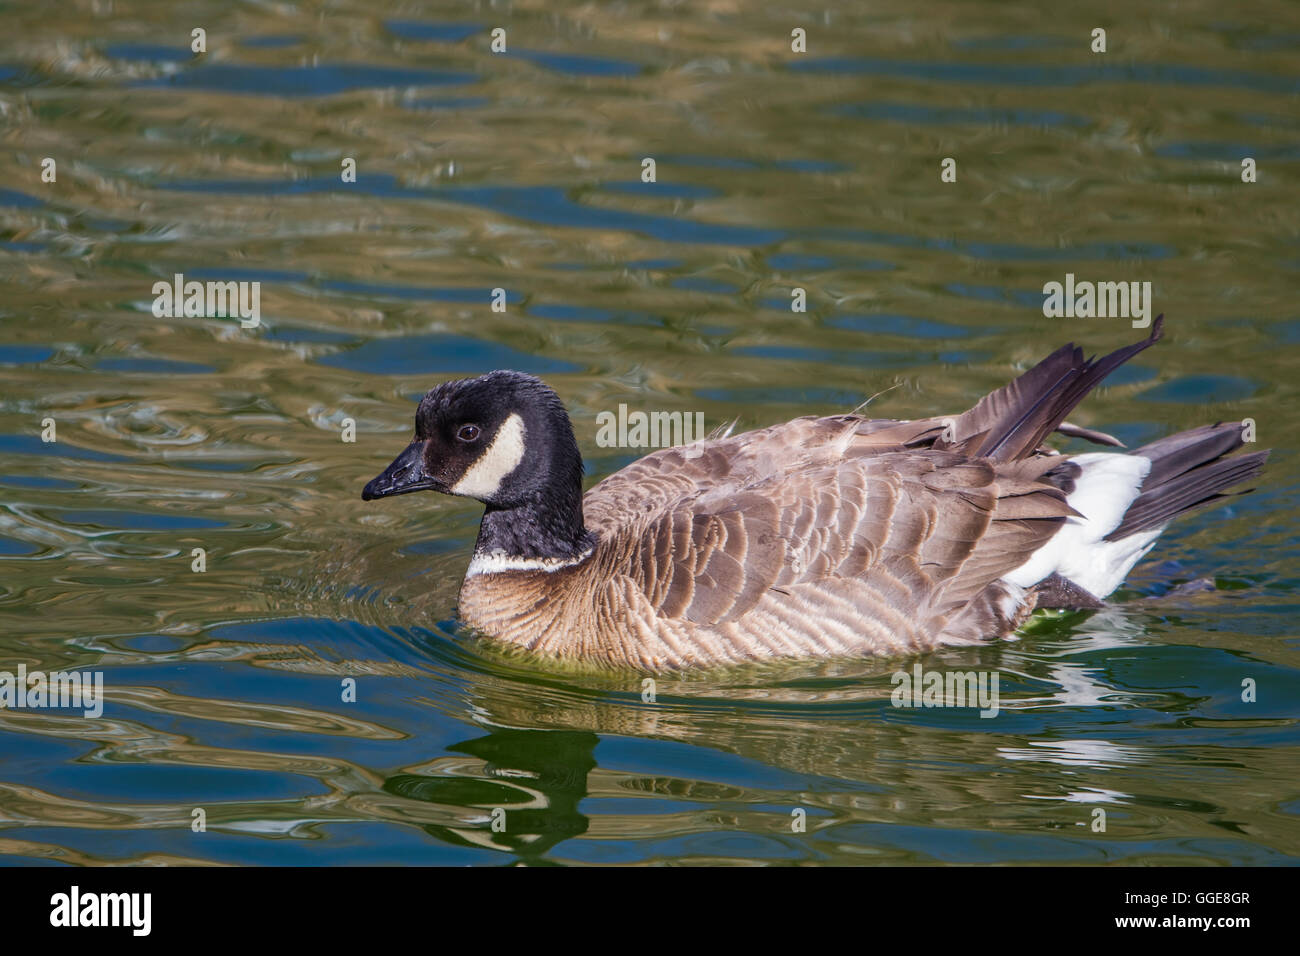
[362,316,1269,670]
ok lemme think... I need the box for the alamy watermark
[891,663,1000,717]
[1042,273,1152,328]
[0,664,103,718]
[595,405,706,449]
[152,272,260,328]
[50,886,150,936]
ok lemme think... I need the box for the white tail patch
[1004,453,1158,599]
[451,413,527,500]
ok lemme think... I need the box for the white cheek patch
[451,413,527,500]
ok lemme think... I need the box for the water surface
[0,1,1297,866]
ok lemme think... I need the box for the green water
[0,0,1297,865]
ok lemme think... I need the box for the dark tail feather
[1106,422,1268,540]
[941,315,1164,463]
[1125,422,1245,486]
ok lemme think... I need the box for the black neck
[473,399,594,562]
[474,491,595,561]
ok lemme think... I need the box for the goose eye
[457,424,481,442]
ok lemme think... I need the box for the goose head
[362,371,595,564]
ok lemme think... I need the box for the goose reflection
[382,729,596,861]
[363,593,1266,863]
